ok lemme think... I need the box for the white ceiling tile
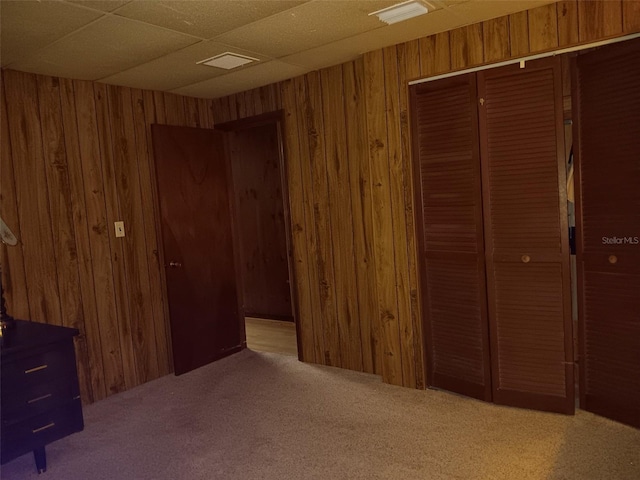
[446,0,556,24]
[1,0,104,67]
[101,41,271,91]
[172,60,308,98]
[66,1,132,13]
[212,0,400,58]
[282,6,462,70]
[8,15,200,81]
[114,0,308,39]
[1,0,558,98]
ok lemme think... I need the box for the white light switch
[114,221,125,238]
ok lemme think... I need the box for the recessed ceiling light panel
[370,0,430,25]
[197,52,259,70]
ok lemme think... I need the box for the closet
[411,57,574,414]
[573,39,640,428]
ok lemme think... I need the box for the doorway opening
[216,112,300,358]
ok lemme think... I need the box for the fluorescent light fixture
[197,52,259,70]
[369,0,429,25]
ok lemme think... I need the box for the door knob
[521,255,531,263]
[166,261,182,268]
[608,255,617,264]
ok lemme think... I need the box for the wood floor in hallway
[245,317,298,357]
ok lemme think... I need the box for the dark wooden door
[574,39,640,428]
[226,123,292,321]
[411,74,492,401]
[478,57,574,414]
[152,125,242,375]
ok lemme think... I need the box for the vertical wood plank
[210,98,222,125]
[450,24,484,70]
[254,88,264,115]
[363,49,403,386]
[300,72,341,367]
[293,75,327,364]
[211,97,226,125]
[197,98,214,129]
[142,89,174,373]
[274,82,283,110]
[343,58,380,375]
[220,95,231,121]
[510,11,531,57]
[557,1,579,46]
[0,72,30,320]
[263,84,278,112]
[483,17,511,62]
[3,70,63,327]
[232,94,244,119]
[107,85,159,384]
[397,40,425,389]
[131,88,172,377]
[37,74,93,403]
[93,82,138,390]
[579,0,623,41]
[528,3,559,52]
[383,45,415,388]
[228,95,239,121]
[237,92,249,118]
[280,79,317,363]
[74,80,126,396]
[163,92,187,126]
[623,0,640,32]
[153,91,167,124]
[320,65,363,372]
[248,90,258,116]
[183,96,201,128]
[59,77,107,402]
[419,32,451,76]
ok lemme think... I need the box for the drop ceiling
[1,0,555,99]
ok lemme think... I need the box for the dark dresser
[1,319,84,473]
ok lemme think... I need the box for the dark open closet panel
[412,57,574,414]
[411,74,492,402]
[573,38,640,428]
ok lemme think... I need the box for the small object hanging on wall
[0,216,18,246]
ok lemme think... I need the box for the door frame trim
[215,111,304,361]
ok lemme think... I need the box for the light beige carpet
[2,349,639,480]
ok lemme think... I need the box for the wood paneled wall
[210,0,640,389]
[2,1,639,400]
[1,71,215,404]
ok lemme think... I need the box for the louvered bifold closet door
[478,57,574,414]
[411,74,492,401]
[574,39,640,428]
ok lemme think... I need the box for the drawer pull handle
[32,422,55,434]
[521,255,531,263]
[28,394,53,404]
[25,364,48,374]
[609,255,618,264]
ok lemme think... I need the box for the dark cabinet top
[1,320,78,359]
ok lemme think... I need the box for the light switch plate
[114,221,125,238]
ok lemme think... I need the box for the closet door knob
[521,255,531,263]
[608,255,617,264]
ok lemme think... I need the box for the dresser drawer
[1,338,77,389]
[0,399,84,464]
[1,381,80,425]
